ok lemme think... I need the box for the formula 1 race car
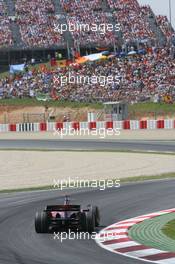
[35,196,100,233]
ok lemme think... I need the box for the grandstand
[0,0,174,50]
[0,0,13,48]
[0,0,174,104]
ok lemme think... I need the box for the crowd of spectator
[107,0,156,45]
[156,15,174,43]
[0,0,174,49]
[0,0,13,48]
[15,0,64,48]
[49,46,175,103]
[60,0,117,47]
[0,46,174,104]
[0,1,174,107]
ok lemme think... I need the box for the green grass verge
[0,88,174,110]
[0,98,103,109]
[128,102,175,115]
[129,213,175,252]
[0,172,175,194]
[162,219,175,240]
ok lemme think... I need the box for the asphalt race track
[1,180,175,264]
[0,139,175,152]
[0,139,175,264]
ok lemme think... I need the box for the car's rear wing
[45,205,81,211]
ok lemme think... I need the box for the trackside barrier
[47,122,56,132]
[147,120,157,130]
[157,120,164,129]
[0,120,175,133]
[123,120,130,130]
[96,122,105,130]
[130,120,140,130]
[106,121,113,129]
[40,122,47,131]
[140,120,147,129]
[0,124,8,132]
[80,122,89,130]
[113,121,123,130]
[164,119,174,129]
[16,123,35,132]
[72,122,80,130]
[34,123,40,132]
[63,122,71,130]
[89,122,96,130]
[56,122,63,131]
[9,124,16,132]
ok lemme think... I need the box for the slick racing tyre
[35,212,49,233]
[87,205,100,227]
[80,212,87,231]
[86,206,95,233]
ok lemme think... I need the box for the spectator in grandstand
[156,15,174,44]
[0,0,13,47]
[107,0,157,45]
[0,46,174,104]
[15,0,64,48]
[60,0,117,46]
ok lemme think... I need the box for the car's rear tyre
[92,206,100,227]
[35,212,42,233]
[80,212,87,231]
[35,212,49,233]
[87,205,100,227]
[86,207,95,233]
